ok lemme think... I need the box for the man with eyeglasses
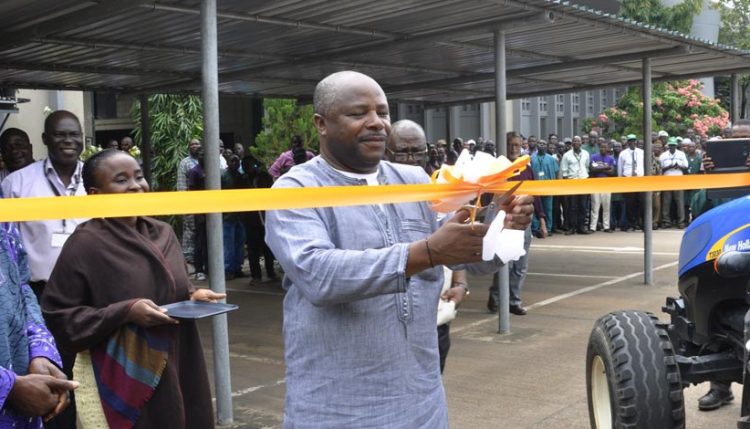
[386,119,469,373]
[384,120,429,166]
[1,110,87,429]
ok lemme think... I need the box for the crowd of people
[423,125,747,240]
[0,69,747,427]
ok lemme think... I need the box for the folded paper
[483,210,526,263]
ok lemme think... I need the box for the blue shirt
[265,156,500,428]
[0,214,62,428]
[530,152,559,181]
[590,153,616,178]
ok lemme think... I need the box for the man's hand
[428,210,487,266]
[7,374,78,419]
[127,299,179,327]
[191,288,227,303]
[441,286,467,308]
[703,156,714,171]
[499,194,535,230]
[539,218,548,238]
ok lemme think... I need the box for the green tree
[130,94,203,192]
[716,0,750,116]
[583,80,729,138]
[619,0,703,33]
[250,98,317,168]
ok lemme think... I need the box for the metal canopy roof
[1,0,749,105]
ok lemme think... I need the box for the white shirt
[1,159,88,282]
[618,147,645,177]
[659,149,688,176]
[560,149,590,179]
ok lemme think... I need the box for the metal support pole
[642,58,653,285]
[139,94,152,186]
[494,29,510,334]
[732,74,740,123]
[201,0,233,424]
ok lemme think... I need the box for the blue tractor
[586,196,750,428]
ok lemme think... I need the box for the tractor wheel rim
[591,355,613,429]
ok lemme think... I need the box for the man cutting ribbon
[264,71,534,428]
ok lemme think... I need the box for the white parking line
[531,244,678,256]
[452,260,679,334]
[527,272,617,279]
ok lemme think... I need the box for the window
[557,117,563,135]
[600,89,608,107]
[539,97,548,112]
[586,91,594,114]
[540,117,547,137]
[572,94,580,114]
[521,98,531,112]
[573,118,579,134]
[556,94,564,114]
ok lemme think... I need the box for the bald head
[732,119,750,138]
[312,71,390,173]
[387,120,427,167]
[313,71,384,117]
[389,120,426,145]
[44,110,80,135]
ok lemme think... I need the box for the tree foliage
[250,98,317,168]
[716,0,750,116]
[130,94,203,192]
[619,0,703,33]
[583,80,729,138]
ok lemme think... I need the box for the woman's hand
[127,299,178,327]
[27,358,72,422]
[191,288,227,303]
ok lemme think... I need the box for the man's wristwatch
[452,284,470,296]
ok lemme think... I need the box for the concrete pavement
[197,229,743,428]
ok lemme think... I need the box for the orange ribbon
[0,172,748,222]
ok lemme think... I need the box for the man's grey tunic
[266,157,498,428]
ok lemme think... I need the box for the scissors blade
[484,181,523,224]
[491,181,523,207]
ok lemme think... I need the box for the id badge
[51,232,72,248]
[538,171,545,177]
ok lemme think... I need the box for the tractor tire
[586,310,685,429]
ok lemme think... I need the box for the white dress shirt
[618,147,645,177]
[659,149,688,176]
[560,149,590,179]
[1,159,87,282]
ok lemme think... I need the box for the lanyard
[45,171,78,230]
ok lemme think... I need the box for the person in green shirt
[582,130,598,155]
[530,140,558,237]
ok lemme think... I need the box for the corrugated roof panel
[0,0,746,105]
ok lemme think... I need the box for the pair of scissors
[483,181,524,225]
[459,181,523,225]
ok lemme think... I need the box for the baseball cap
[626,134,637,140]
[667,137,678,146]
[658,130,669,137]
[563,137,572,143]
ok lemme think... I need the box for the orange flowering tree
[583,80,729,138]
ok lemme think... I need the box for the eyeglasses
[386,147,428,161]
